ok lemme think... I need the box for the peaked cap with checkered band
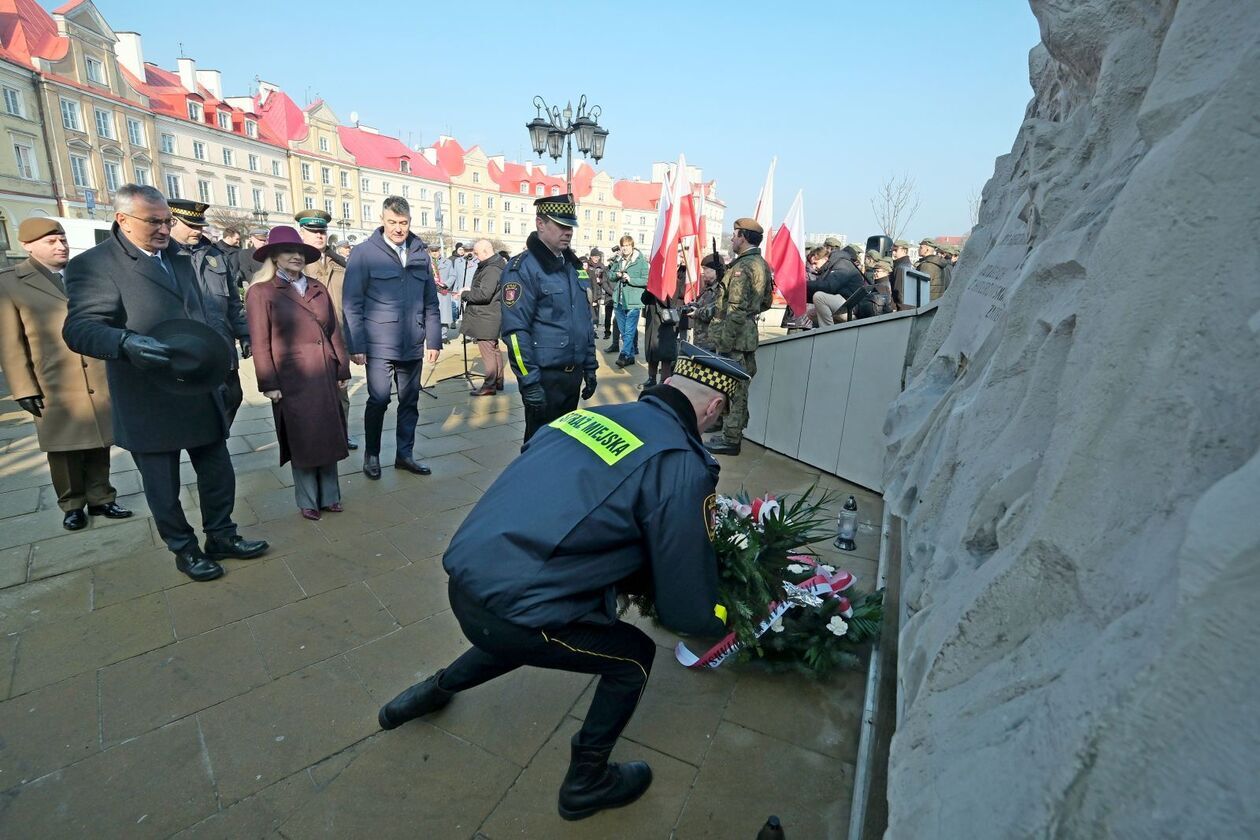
[672,342,750,399]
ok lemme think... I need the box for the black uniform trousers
[441,582,656,750]
[131,438,237,553]
[363,356,422,459]
[522,367,583,443]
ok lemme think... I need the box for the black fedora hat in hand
[146,319,232,395]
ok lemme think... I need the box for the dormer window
[519,182,528,194]
[85,56,105,85]
[319,136,330,153]
[535,185,544,197]
[187,101,203,122]
[550,186,559,196]
[217,111,231,130]
[245,120,258,138]
[400,159,410,174]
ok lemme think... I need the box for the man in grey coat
[62,184,269,582]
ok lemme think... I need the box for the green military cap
[535,193,578,227]
[673,342,751,400]
[920,237,938,249]
[894,239,911,248]
[18,217,65,242]
[295,209,332,231]
[873,255,894,269]
[842,244,862,257]
[733,217,763,235]
[823,236,844,248]
[169,199,210,227]
[864,249,882,262]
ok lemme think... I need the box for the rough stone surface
[882,2,1260,836]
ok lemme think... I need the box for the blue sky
[90,0,1039,241]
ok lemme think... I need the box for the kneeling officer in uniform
[378,346,749,821]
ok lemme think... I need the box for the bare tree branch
[207,208,255,235]
[967,187,982,229]
[870,173,921,240]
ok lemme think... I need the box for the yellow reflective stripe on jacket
[714,604,728,624]
[548,409,643,465]
[509,333,529,377]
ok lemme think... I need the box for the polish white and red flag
[769,189,807,314]
[753,157,777,263]
[648,153,696,301]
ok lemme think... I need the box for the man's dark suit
[62,224,239,553]
[341,229,442,461]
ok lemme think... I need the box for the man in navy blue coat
[342,196,442,479]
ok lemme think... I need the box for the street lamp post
[251,208,270,228]
[525,95,608,194]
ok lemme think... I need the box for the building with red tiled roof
[339,124,449,239]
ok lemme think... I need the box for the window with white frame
[217,111,231,130]
[596,230,603,241]
[222,148,235,167]
[252,188,263,210]
[472,172,480,183]
[275,191,285,212]
[487,196,494,210]
[419,211,428,227]
[639,215,645,225]
[504,200,511,212]
[3,87,23,117]
[401,185,409,198]
[245,120,257,138]
[94,109,115,140]
[301,162,312,181]
[103,160,122,193]
[638,232,645,244]
[596,210,603,221]
[400,159,409,174]
[13,141,37,179]
[420,187,428,200]
[342,201,351,220]
[535,185,544,197]
[318,136,329,152]
[473,218,481,232]
[227,184,240,207]
[187,101,203,122]
[550,187,560,196]
[382,181,390,195]
[247,153,259,172]
[198,179,212,203]
[85,56,105,84]
[458,217,466,231]
[126,118,144,146]
[304,196,314,210]
[584,209,591,221]
[598,192,605,202]
[69,154,90,188]
[457,191,465,206]
[321,166,330,185]
[339,171,348,188]
[60,99,82,131]
[160,133,175,153]
[360,177,370,192]
[504,220,512,234]
[362,203,372,220]
[165,174,182,198]
[488,219,495,233]
[609,212,616,223]
[473,194,480,209]
[193,141,207,161]
[133,165,149,186]
[519,182,528,194]
[323,198,333,214]
[271,160,282,176]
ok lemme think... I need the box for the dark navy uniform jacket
[182,236,248,370]
[443,385,727,638]
[500,232,596,387]
[342,229,441,361]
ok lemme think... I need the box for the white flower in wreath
[732,533,750,550]
[826,616,849,637]
[716,495,737,510]
[819,564,836,575]
[770,618,785,633]
[734,503,753,519]
[756,499,781,524]
[786,563,810,575]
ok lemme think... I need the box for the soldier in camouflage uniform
[705,218,773,456]
[689,252,724,352]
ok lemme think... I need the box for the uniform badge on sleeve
[704,493,717,540]
[503,282,521,307]
[207,256,219,269]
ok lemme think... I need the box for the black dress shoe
[204,533,270,560]
[394,457,432,476]
[378,669,454,730]
[346,437,359,451]
[175,549,224,582]
[62,509,88,531]
[363,454,382,480]
[87,502,133,519]
[604,343,618,353]
[704,435,742,456]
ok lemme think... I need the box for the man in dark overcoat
[0,219,130,531]
[460,239,505,396]
[62,184,269,582]
[342,195,442,479]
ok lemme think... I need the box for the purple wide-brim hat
[254,225,321,264]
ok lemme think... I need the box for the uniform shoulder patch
[503,281,521,306]
[704,493,717,541]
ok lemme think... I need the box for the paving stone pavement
[0,330,883,839]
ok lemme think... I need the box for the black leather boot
[378,669,454,730]
[556,737,653,821]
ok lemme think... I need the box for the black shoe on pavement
[378,669,454,730]
[557,736,653,821]
[394,456,432,476]
[639,378,656,390]
[614,355,630,368]
[346,436,359,451]
[175,549,224,582]
[604,343,618,353]
[62,508,87,531]
[204,533,270,560]
[87,502,133,519]
[704,435,742,456]
[363,454,382,480]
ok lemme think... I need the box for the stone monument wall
[882,0,1260,835]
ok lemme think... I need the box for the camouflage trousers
[720,349,758,443]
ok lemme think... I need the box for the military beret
[673,342,751,400]
[295,209,332,231]
[823,236,844,248]
[733,217,763,235]
[18,217,65,243]
[169,199,210,227]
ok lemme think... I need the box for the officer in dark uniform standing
[377,346,748,821]
[500,193,598,442]
[168,199,251,426]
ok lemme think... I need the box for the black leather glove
[581,372,597,400]
[239,338,252,359]
[17,396,43,417]
[121,334,172,371]
[520,381,546,408]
